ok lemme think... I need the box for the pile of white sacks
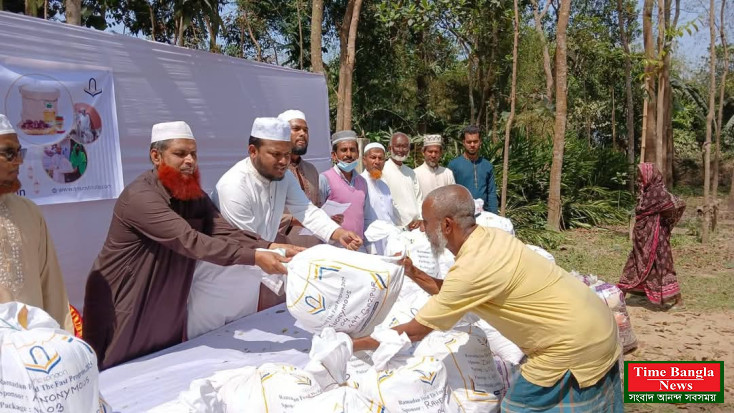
[166,202,635,412]
[0,302,111,413]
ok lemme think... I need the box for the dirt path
[623,306,734,411]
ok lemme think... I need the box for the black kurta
[83,170,270,370]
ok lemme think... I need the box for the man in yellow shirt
[353,185,623,412]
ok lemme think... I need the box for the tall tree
[501,0,520,216]
[616,0,636,193]
[65,0,81,25]
[713,0,728,201]
[547,0,571,231]
[702,0,716,243]
[310,0,324,73]
[335,0,364,130]
[530,0,553,101]
[641,0,657,164]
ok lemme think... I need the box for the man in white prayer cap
[381,132,424,230]
[414,134,455,202]
[319,130,377,244]
[0,114,73,332]
[360,142,397,254]
[277,109,322,245]
[84,121,295,370]
[188,118,363,337]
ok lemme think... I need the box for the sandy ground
[622,305,734,411]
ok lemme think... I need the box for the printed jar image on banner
[4,75,74,146]
[286,245,404,337]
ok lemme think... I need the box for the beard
[292,143,308,156]
[425,159,439,168]
[428,228,448,258]
[0,179,21,196]
[369,169,382,180]
[391,154,407,162]
[157,163,204,201]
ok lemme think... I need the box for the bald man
[353,185,623,412]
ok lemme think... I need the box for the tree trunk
[729,168,734,211]
[65,0,81,25]
[501,0,520,217]
[702,0,716,243]
[531,0,554,101]
[546,0,571,231]
[491,96,499,144]
[611,87,616,149]
[243,7,263,62]
[297,0,304,70]
[617,0,636,193]
[714,0,728,202]
[149,3,156,42]
[654,0,666,175]
[25,0,38,16]
[663,0,679,188]
[310,0,325,73]
[310,0,324,73]
[642,0,657,165]
[335,0,363,131]
[177,15,185,46]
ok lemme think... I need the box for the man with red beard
[0,114,73,331]
[83,121,293,370]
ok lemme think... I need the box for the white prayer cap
[250,117,291,141]
[331,130,357,146]
[423,134,443,147]
[151,121,195,143]
[0,114,15,135]
[277,110,306,123]
[364,142,385,154]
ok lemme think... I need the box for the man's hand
[255,250,290,275]
[407,219,424,232]
[269,243,306,257]
[331,214,344,225]
[332,228,363,251]
[397,255,416,279]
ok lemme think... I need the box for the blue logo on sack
[24,345,61,374]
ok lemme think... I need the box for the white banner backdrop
[0,12,332,311]
[0,57,124,205]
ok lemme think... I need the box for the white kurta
[414,162,456,202]
[360,170,397,254]
[380,159,423,227]
[188,157,339,338]
[0,194,72,332]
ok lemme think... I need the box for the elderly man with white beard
[380,132,423,230]
[360,142,396,254]
[353,185,623,412]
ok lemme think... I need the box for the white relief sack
[286,245,404,336]
[414,328,504,413]
[292,386,383,413]
[0,302,108,413]
[216,363,322,412]
[357,329,449,413]
[475,211,514,235]
[525,245,556,262]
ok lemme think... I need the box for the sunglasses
[0,147,26,162]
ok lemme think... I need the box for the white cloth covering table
[99,304,311,412]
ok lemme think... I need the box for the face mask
[337,159,358,173]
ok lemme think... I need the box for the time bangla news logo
[624,361,724,404]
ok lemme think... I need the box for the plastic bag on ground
[0,302,108,413]
[356,328,449,413]
[414,328,504,413]
[286,245,404,336]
